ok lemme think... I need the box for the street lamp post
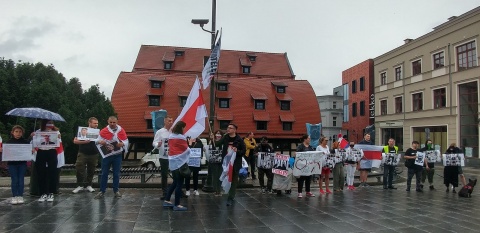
[192,0,217,137]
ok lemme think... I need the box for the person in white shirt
[152,115,174,200]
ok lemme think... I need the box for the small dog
[458,178,477,198]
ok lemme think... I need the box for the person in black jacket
[214,123,246,206]
[185,137,204,196]
[0,125,31,205]
[444,143,462,193]
[255,136,274,194]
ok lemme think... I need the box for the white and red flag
[354,144,384,168]
[220,148,236,193]
[201,31,222,89]
[56,139,65,168]
[337,133,349,149]
[172,77,207,139]
[167,133,191,170]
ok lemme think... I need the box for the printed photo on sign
[33,132,59,148]
[97,140,122,158]
[425,150,440,163]
[335,149,347,163]
[415,152,426,166]
[208,149,222,163]
[443,154,465,166]
[1,144,33,161]
[293,151,323,177]
[257,152,274,169]
[346,149,363,162]
[323,152,336,169]
[382,153,401,166]
[77,126,100,141]
[272,154,289,177]
[188,148,202,167]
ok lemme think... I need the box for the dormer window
[277,86,286,93]
[151,81,162,88]
[217,83,228,91]
[164,62,173,70]
[242,66,250,74]
[247,53,257,62]
[175,51,184,57]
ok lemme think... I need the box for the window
[352,80,357,93]
[219,120,230,130]
[248,56,256,62]
[151,81,162,88]
[395,96,402,113]
[380,72,387,85]
[457,41,477,71]
[333,101,337,109]
[217,84,228,91]
[433,51,444,69]
[276,86,286,93]
[412,60,422,76]
[433,88,446,109]
[149,95,160,106]
[280,101,290,110]
[146,120,153,129]
[203,56,210,66]
[395,66,402,81]
[180,97,187,107]
[242,66,250,74]
[412,93,423,111]
[352,102,357,117]
[219,99,230,108]
[164,62,172,70]
[360,77,365,91]
[360,101,365,116]
[255,100,265,110]
[380,100,387,115]
[256,121,268,130]
[175,51,184,56]
[282,122,292,131]
[333,117,337,127]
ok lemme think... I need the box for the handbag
[179,163,191,178]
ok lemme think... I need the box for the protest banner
[382,153,402,166]
[415,152,426,166]
[425,150,441,163]
[97,140,122,158]
[33,131,59,148]
[257,152,274,169]
[1,144,33,161]
[272,154,289,177]
[77,126,100,141]
[346,148,363,162]
[208,149,223,163]
[443,154,465,166]
[188,148,202,167]
[293,151,323,177]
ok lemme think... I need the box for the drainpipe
[448,43,452,115]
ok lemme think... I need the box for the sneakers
[17,196,24,204]
[72,186,84,194]
[194,190,199,196]
[163,201,174,208]
[319,189,325,195]
[114,192,122,198]
[186,190,191,196]
[326,189,332,194]
[173,205,188,211]
[38,194,48,202]
[47,194,54,202]
[10,197,18,205]
[297,193,303,198]
[94,192,104,199]
[261,188,266,194]
[86,186,95,192]
[306,192,315,197]
[226,199,233,206]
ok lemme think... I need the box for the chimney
[404,38,413,44]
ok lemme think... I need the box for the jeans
[383,165,395,187]
[36,149,58,195]
[185,166,200,191]
[211,163,223,193]
[9,164,27,196]
[100,153,122,193]
[345,164,356,186]
[422,167,435,185]
[297,175,311,193]
[407,166,423,190]
[166,169,185,206]
[333,163,345,190]
[258,168,273,190]
[159,158,169,196]
[75,152,98,187]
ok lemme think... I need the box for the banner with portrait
[97,140,122,158]
[293,151,324,177]
[257,152,274,169]
[1,144,33,161]
[382,153,402,166]
[442,154,465,166]
[208,149,222,164]
[272,154,289,177]
[33,131,59,148]
[322,152,336,169]
[188,148,202,167]
[346,149,363,162]
[415,152,426,166]
[335,149,347,163]
[77,126,100,141]
[425,150,441,163]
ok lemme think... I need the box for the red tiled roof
[251,93,268,100]
[253,112,270,121]
[216,92,232,99]
[276,93,293,101]
[216,79,230,84]
[239,57,252,67]
[177,91,189,97]
[144,111,152,119]
[148,76,165,81]
[132,45,295,78]
[217,111,234,120]
[272,81,288,87]
[280,114,295,122]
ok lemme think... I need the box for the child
[0,125,31,204]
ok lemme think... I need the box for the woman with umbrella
[33,120,61,202]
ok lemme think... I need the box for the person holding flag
[357,133,374,187]
[214,123,246,206]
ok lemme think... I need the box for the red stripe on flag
[363,151,382,160]
[181,89,205,133]
[227,163,233,182]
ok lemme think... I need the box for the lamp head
[191,19,209,27]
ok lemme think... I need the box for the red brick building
[111,45,321,159]
[341,59,374,143]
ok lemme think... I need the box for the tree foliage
[0,58,116,164]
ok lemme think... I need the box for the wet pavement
[0,167,479,233]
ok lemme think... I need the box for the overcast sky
[2,1,479,98]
